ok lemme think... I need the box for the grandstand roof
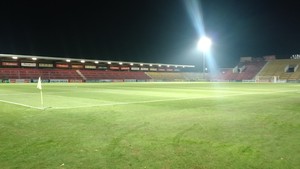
[0,54,195,68]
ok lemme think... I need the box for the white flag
[37,77,42,90]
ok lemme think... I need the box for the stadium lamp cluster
[197,37,212,52]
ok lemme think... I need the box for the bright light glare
[184,0,205,36]
[94,61,99,64]
[66,59,71,62]
[12,56,18,59]
[197,37,212,52]
[32,58,37,60]
[81,60,85,63]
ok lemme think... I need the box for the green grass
[0,82,300,169]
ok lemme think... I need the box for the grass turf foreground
[0,82,300,169]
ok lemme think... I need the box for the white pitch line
[0,91,69,96]
[0,99,44,110]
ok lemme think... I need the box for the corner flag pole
[40,89,44,108]
[37,77,44,108]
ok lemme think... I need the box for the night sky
[0,0,300,68]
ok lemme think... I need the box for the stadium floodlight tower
[197,36,212,79]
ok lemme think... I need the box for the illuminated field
[0,82,300,168]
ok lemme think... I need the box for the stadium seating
[258,59,300,80]
[288,70,300,80]
[0,68,152,81]
[0,68,20,79]
[2,58,300,82]
[0,68,82,80]
[218,59,266,81]
[78,70,151,80]
[145,72,204,81]
[218,70,238,81]
[236,60,266,80]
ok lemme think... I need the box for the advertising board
[39,63,54,68]
[110,66,119,70]
[131,67,140,71]
[56,64,69,68]
[50,79,69,83]
[141,68,149,71]
[71,65,84,69]
[120,67,130,70]
[21,63,36,67]
[1,62,18,66]
[85,65,96,69]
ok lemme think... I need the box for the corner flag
[37,77,43,107]
[37,77,42,90]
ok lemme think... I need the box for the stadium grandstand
[216,55,300,83]
[0,54,200,83]
[1,54,300,83]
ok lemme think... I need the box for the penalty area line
[0,99,44,110]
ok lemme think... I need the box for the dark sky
[0,0,300,67]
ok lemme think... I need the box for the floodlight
[140,64,143,66]
[197,36,212,76]
[66,59,71,62]
[150,64,152,67]
[119,62,123,65]
[107,62,111,64]
[94,61,99,64]
[130,63,133,66]
[158,65,161,67]
[81,60,85,63]
[12,56,18,59]
[32,58,37,60]
[197,36,212,52]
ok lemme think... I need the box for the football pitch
[0,82,300,169]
